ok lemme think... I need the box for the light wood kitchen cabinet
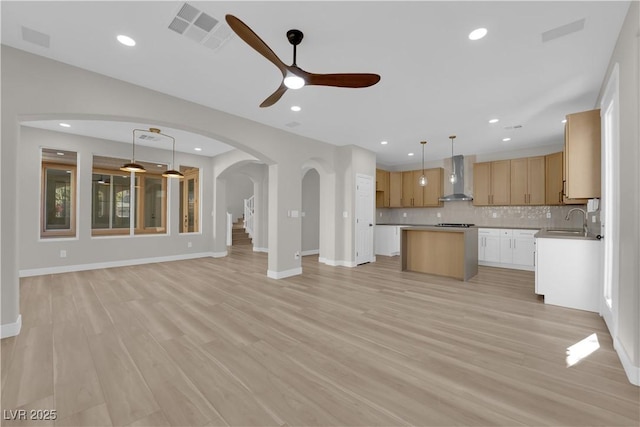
[396,168,443,207]
[545,152,564,205]
[375,169,390,208]
[510,156,545,205]
[402,171,414,207]
[473,160,510,206]
[423,168,444,207]
[389,172,403,207]
[564,109,601,200]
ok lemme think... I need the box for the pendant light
[418,140,428,187]
[120,128,147,173]
[152,128,184,179]
[449,135,457,184]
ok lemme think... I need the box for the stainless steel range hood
[439,155,473,202]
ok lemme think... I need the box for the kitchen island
[401,226,478,281]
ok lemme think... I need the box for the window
[92,156,167,236]
[41,149,77,238]
[179,166,199,233]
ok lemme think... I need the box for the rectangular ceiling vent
[168,3,233,52]
[21,26,50,48]
[542,18,586,43]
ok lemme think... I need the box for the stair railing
[243,196,255,239]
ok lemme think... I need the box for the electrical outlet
[187,241,192,248]
[59,250,67,258]
[379,212,383,217]
[592,215,596,223]
[294,251,300,260]
[546,212,551,219]
[403,212,407,218]
[492,212,497,218]
[343,211,348,218]
[437,212,441,218]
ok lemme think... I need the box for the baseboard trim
[253,247,268,253]
[318,257,357,268]
[478,261,534,272]
[1,314,22,339]
[614,337,640,386]
[267,267,302,279]
[19,252,219,277]
[301,249,319,256]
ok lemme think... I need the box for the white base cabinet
[535,237,602,312]
[375,225,402,256]
[479,228,538,271]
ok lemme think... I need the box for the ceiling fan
[225,14,381,108]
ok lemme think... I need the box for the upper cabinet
[510,156,545,205]
[564,109,601,200]
[423,168,444,207]
[545,152,564,205]
[378,167,443,208]
[473,160,510,206]
[389,172,403,207]
[375,169,390,208]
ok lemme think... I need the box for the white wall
[596,1,639,379]
[302,169,320,254]
[17,127,214,274]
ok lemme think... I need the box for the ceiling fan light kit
[225,14,381,107]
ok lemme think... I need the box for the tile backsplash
[377,202,601,233]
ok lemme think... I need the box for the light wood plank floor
[2,246,638,426]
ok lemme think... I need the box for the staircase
[232,217,252,246]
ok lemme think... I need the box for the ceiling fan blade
[306,73,381,88]
[225,14,287,76]
[260,83,288,108]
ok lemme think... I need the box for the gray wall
[302,169,320,253]
[597,1,639,372]
[18,127,214,272]
[225,174,254,222]
[1,47,376,329]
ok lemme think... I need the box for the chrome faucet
[565,208,588,235]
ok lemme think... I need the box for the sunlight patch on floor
[566,333,600,367]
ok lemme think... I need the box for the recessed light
[488,118,499,124]
[56,152,64,156]
[561,119,567,124]
[502,137,511,142]
[408,153,414,156]
[380,141,388,145]
[469,28,488,41]
[194,147,202,151]
[290,105,301,112]
[117,34,136,47]
[59,123,71,128]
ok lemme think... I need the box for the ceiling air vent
[168,3,232,52]
[285,121,301,128]
[503,124,523,130]
[542,19,585,43]
[21,26,50,48]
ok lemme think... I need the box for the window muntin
[41,149,77,238]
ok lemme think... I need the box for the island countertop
[400,226,478,281]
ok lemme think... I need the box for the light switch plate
[343,211,348,218]
[546,212,551,219]
[403,212,407,218]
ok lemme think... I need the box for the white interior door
[356,174,374,265]
[600,64,620,334]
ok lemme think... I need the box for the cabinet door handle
[559,191,562,204]
[514,239,517,249]
[509,240,511,249]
